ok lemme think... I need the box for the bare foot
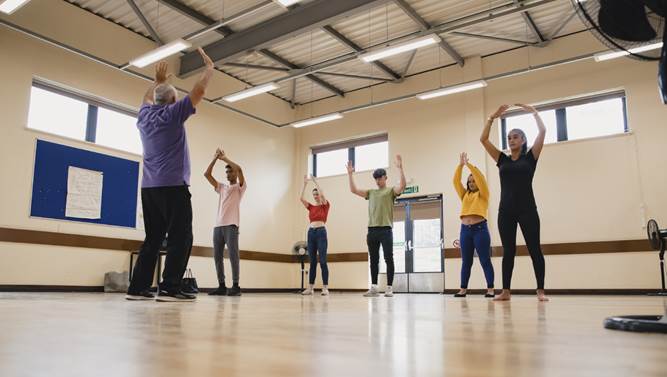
[537,290,549,302]
[494,290,511,301]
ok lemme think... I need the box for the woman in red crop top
[300,175,331,296]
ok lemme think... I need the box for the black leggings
[497,209,545,290]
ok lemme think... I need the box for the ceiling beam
[178,0,391,76]
[127,0,163,45]
[239,0,557,87]
[452,31,533,45]
[159,0,345,97]
[392,0,464,67]
[513,0,546,44]
[221,62,289,72]
[316,71,393,82]
[321,25,401,80]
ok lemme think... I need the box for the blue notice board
[30,139,140,228]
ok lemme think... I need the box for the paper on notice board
[65,166,103,219]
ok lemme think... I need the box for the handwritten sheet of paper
[65,166,103,219]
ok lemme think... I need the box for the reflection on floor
[0,293,665,377]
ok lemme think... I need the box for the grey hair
[154,83,176,105]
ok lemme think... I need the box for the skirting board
[0,285,664,295]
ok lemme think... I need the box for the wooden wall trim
[0,227,652,264]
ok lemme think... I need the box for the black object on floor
[603,315,667,333]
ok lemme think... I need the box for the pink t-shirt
[215,182,246,227]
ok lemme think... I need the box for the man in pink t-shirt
[204,148,246,296]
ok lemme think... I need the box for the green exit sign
[403,185,419,195]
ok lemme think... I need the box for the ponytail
[521,141,528,155]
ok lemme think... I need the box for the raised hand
[303,175,309,185]
[395,154,403,169]
[346,161,355,174]
[217,148,226,160]
[155,61,169,83]
[459,152,468,166]
[214,149,222,160]
[490,104,510,120]
[515,103,538,114]
[198,47,214,70]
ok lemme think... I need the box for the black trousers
[497,208,545,290]
[128,186,193,294]
[367,227,394,286]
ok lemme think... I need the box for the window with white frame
[310,134,388,178]
[499,91,628,148]
[27,81,142,155]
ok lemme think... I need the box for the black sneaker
[227,285,242,296]
[208,286,228,296]
[156,290,196,302]
[125,290,155,301]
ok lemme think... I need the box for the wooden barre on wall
[0,227,651,264]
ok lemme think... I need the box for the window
[310,134,388,178]
[27,81,141,155]
[500,91,628,148]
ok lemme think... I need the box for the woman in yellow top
[453,152,494,297]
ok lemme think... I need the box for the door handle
[407,240,413,251]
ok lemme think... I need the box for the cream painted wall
[294,33,667,290]
[0,2,300,288]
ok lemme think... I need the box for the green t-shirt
[366,187,398,227]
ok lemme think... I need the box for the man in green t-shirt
[347,155,406,297]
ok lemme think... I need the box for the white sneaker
[384,287,394,297]
[363,286,379,297]
[301,288,313,295]
[321,288,329,296]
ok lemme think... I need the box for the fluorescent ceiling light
[222,82,280,103]
[0,0,31,14]
[594,42,664,62]
[129,39,192,68]
[359,35,439,63]
[416,80,488,100]
[274,0,303,6]
[291,113,343,128]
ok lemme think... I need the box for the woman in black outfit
[480,104,548,302]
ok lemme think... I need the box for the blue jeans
[460,221,494,289]
[307,227,329,285]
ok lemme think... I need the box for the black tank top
[497,150,538,212]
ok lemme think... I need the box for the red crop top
[307,202,330,223]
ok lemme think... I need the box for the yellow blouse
[453,163,489,219]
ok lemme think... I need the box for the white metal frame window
[310,134,389,178]
[499,91,629,148]
[27,80,141,155]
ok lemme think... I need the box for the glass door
[379,194,444,293]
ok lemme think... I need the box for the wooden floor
[0,293,665,377]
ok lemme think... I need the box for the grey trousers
[213,225,240,286]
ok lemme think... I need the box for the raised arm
[452,153,467,200]
[393,155,407,196]
[311,176,328,205]
[300,175,310,209]
[347,161,368,199]
[204,149,221,190]
[480,105,509,162]
[516,103,546,160]
[189,48,215,107]
[219,150,245,187]
[467,162,490,200]
[142,61,170,105]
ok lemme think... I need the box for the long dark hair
[509,128,528,155]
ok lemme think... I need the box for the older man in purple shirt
[126,48,214,302]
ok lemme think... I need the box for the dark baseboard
[0,285,104,292]
[441,289,667,295]
[0,286,663,295]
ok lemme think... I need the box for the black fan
[572,0,667,102]
[603,219,667,334]
[292,241,308,291]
